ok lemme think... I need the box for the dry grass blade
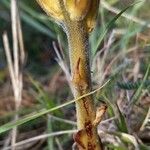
[52,41,74,93]
[4,130,77,150]
[140,107,150,131]
[2,0,25,148]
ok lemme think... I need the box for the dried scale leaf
[93,104,107,126]
[85,0,100,32]
[36,0,64,21]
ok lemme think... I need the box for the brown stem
[65,21,103,150]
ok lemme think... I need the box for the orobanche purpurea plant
[37,0,106,149]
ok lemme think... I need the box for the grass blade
[0,80,110,134]
[130,64,150,105]
[93,2,141,55]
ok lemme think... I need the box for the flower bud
[37,0,64,21]
[37,0,100,32]
[64,0,91,21]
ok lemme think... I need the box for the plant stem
[66,20,102,150]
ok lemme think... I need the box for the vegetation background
[0,0,149,149]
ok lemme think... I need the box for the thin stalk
[66,21,102,150]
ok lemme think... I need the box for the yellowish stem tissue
[37,1,105,149]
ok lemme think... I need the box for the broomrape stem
[66,20,103,150]
[36,0,103,149]
[67,21,93,127]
